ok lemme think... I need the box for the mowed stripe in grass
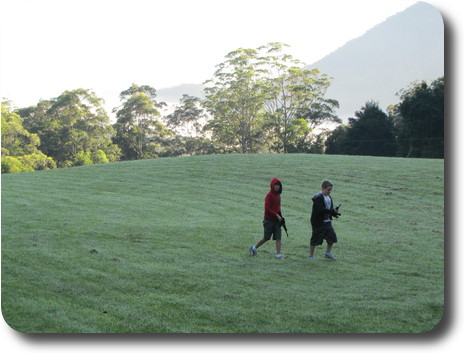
[1,154,444,332]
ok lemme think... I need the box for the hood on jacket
[270,177,282,194]
[312,192,323,202]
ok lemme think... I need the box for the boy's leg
[310,245,315,257]
[255,238,267,249]
[274,221,282,257]
[250,238,266,256]
[251,220,272,254]
[259,220,274,248]
[309,227,321,258]
[276,239,281,254]
[326,242,332,253]
[324,223,337,259]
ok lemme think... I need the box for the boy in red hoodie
[250,177,284,259]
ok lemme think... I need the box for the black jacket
[310,192,338,228]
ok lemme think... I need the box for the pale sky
[1,0,422,112]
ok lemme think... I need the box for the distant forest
[1,43,444,173]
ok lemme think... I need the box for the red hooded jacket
[264,177,282,221]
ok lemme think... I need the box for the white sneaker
[308,256,315,260]
[325,252,337,260]
[275,254,283,259]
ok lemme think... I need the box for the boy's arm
[313,196,331,214]
[314,196,340,217]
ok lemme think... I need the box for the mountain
[157,83,205,105]
[306,1,444,121]
[156,2,444,121]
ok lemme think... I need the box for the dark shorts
[311,222,337,246]
[263,219,282,241]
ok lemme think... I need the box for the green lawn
[1,154,444,333]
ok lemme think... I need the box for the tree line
[325,77,444,158]
[1,43,444,173]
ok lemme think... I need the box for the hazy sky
[0,0,439,112]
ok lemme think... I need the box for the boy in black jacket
[309,180,340,260]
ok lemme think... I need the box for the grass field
[1,153,444,333]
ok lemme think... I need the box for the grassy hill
[1,154,444,333]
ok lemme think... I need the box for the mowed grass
[1,154,444,333]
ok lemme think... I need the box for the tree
[17,89,120,167]
[336,101,397,156]
[2,101,41,157]
[113,84,169,160]
[394,77,444,158]
[165,95,206,137]
[325,125,349,155]
[261,43,340,153]
[1,156,33,173]
[203,48,268,153]
[1,100,56,173]
[279,118,324,153]
[204,43,340,154]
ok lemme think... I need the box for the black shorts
[263,219,282,240]
[311,222,337,246]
